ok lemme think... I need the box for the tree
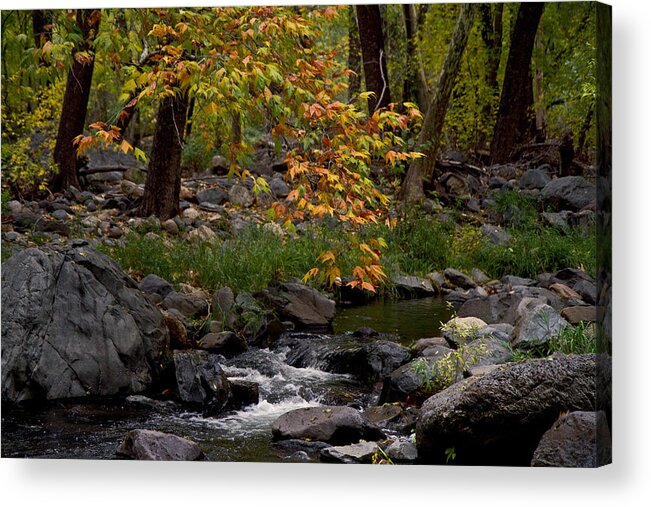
[139,92,189,219]
[402,3,429,111]
[489,2,544,164]
[400,3,478,204]
[51,9,101,192]
[355,5,391,113]
[347,6,362,100]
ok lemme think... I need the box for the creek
[1,297,451,461]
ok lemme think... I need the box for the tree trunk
[479,3,503,98]
[32,10,52,52]
[489,2,544,164]
[355,5,391,113]
[51,9,101,192]
[347,5,362,100]
[139,93,189,220]
[533,22,546,142]
[400,3,478,205]
[402,4,429,110]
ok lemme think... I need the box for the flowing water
[2,297,451,462]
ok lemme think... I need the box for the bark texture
[139,93,189,220]
[355,5,391,113]
[51,9,101,192]
[400,3,478,204]
[490,2,544,164]
[347,5,362,100]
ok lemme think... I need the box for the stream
[1,297,452,461]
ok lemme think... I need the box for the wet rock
[320,441,380,464]
[531,411,611,467]
[1,246,170,402]
[480,224,512,245]
[228,380,259,410]
[416,354,599,465]
[512,303,570,349]
[385,439,418,463]
[228,184,254,208]
[173,350,231,415]
[391,275,436,298]
[541,176,596,211]
[197,187,228,206]
[271,406,384,445]
[116,429,203,461]
[198,331,248,356]
[256,282,336,330]
[444,268,477,290]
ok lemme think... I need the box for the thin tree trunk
[32,10,52,53]
[139,93,189,220]
[51,9,101,192]
[402,4,429,110]
[533,21,546,142]
[347,5,362,100]
[576,100,594,159]
[185,96,195,138]
[355,5,391,113]
[479,3,503,98]
[400,3,478,205]
[231,111,242,145]
[489,2,544,164]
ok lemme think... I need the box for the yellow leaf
[119,139,131,154]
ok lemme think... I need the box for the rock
[442,316,488,346]
[542,211,571,229]
[549,282,581,300]
[229,380,259,410]
[12,211,39,231]
[212,286,235,323]
[502,275,536,287]
[187,224,216,243]
[363,404,404,427]
[228,184,254,207]
[116,429,203,461]
[256,282,336,329]
[518,168,551,190]
[512,303,570,349]
[262,221,285,238]
[320,441,380,464]
[162,310,193,349]
[531,411,611,467]
[416,354,600,465]
[212,155,228,173]
[6,200,23,215]
[161,219,179,235]
[480,224,512,245]
[51,209,69,221]
[125,395,177,412]
[470,268,490,285]
[198,331,248,356]
[138,274,175,300]
[269,177,290,198]
[107,226,123,239]
[4,231,19,241]
[541,176,596,211]
[426,271,447,291]
[182,207,200,222]
[459,336,513,368]
[162,289,209,318]
[458,288,562,325]
[1,246,170,402]
[120,180,144,199]
[173,350,231,415]
[385,439,418,463]
[197,187,228,206]
[391,275,436,298]
[561,306,597,324]
[411,337,449,356]
[444,268,477,290]
[271,406,384,445]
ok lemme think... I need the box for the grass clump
[510,321,597,362]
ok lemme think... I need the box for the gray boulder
[173,350,231,415]
[256,282,336,329]
[228,184,254,207]
[480,224,512,245]
[444,268,477,290]
[116,429,204,461]
[531,411,611,467]
[518,168,551,190]
[541,176,596,211]
[197,187,228,206]
[162,290,209,318]
[269,177,290,198]
[416,354,598,465]
[385,439,418,463]
[320,441,380,464]
[512,303,570,349]
[391,275,436,298]
[271,406,384,445]
[138,273,175,302]
[198,331,248,356]
[1,247,170,403]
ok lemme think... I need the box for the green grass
[510,322,597,361]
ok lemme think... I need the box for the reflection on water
[333,296,453,345]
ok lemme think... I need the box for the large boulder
[512,303,570,349]
[541,176,596,211]
[531,411,611,467]
[416,354,599,465]
[256,282,336,329]
[116,429,204,461]
[391,275,436,298]
[271,406,384,445]
[518,167,551,190]
[173,350,231,415]
[1,247,170,403]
